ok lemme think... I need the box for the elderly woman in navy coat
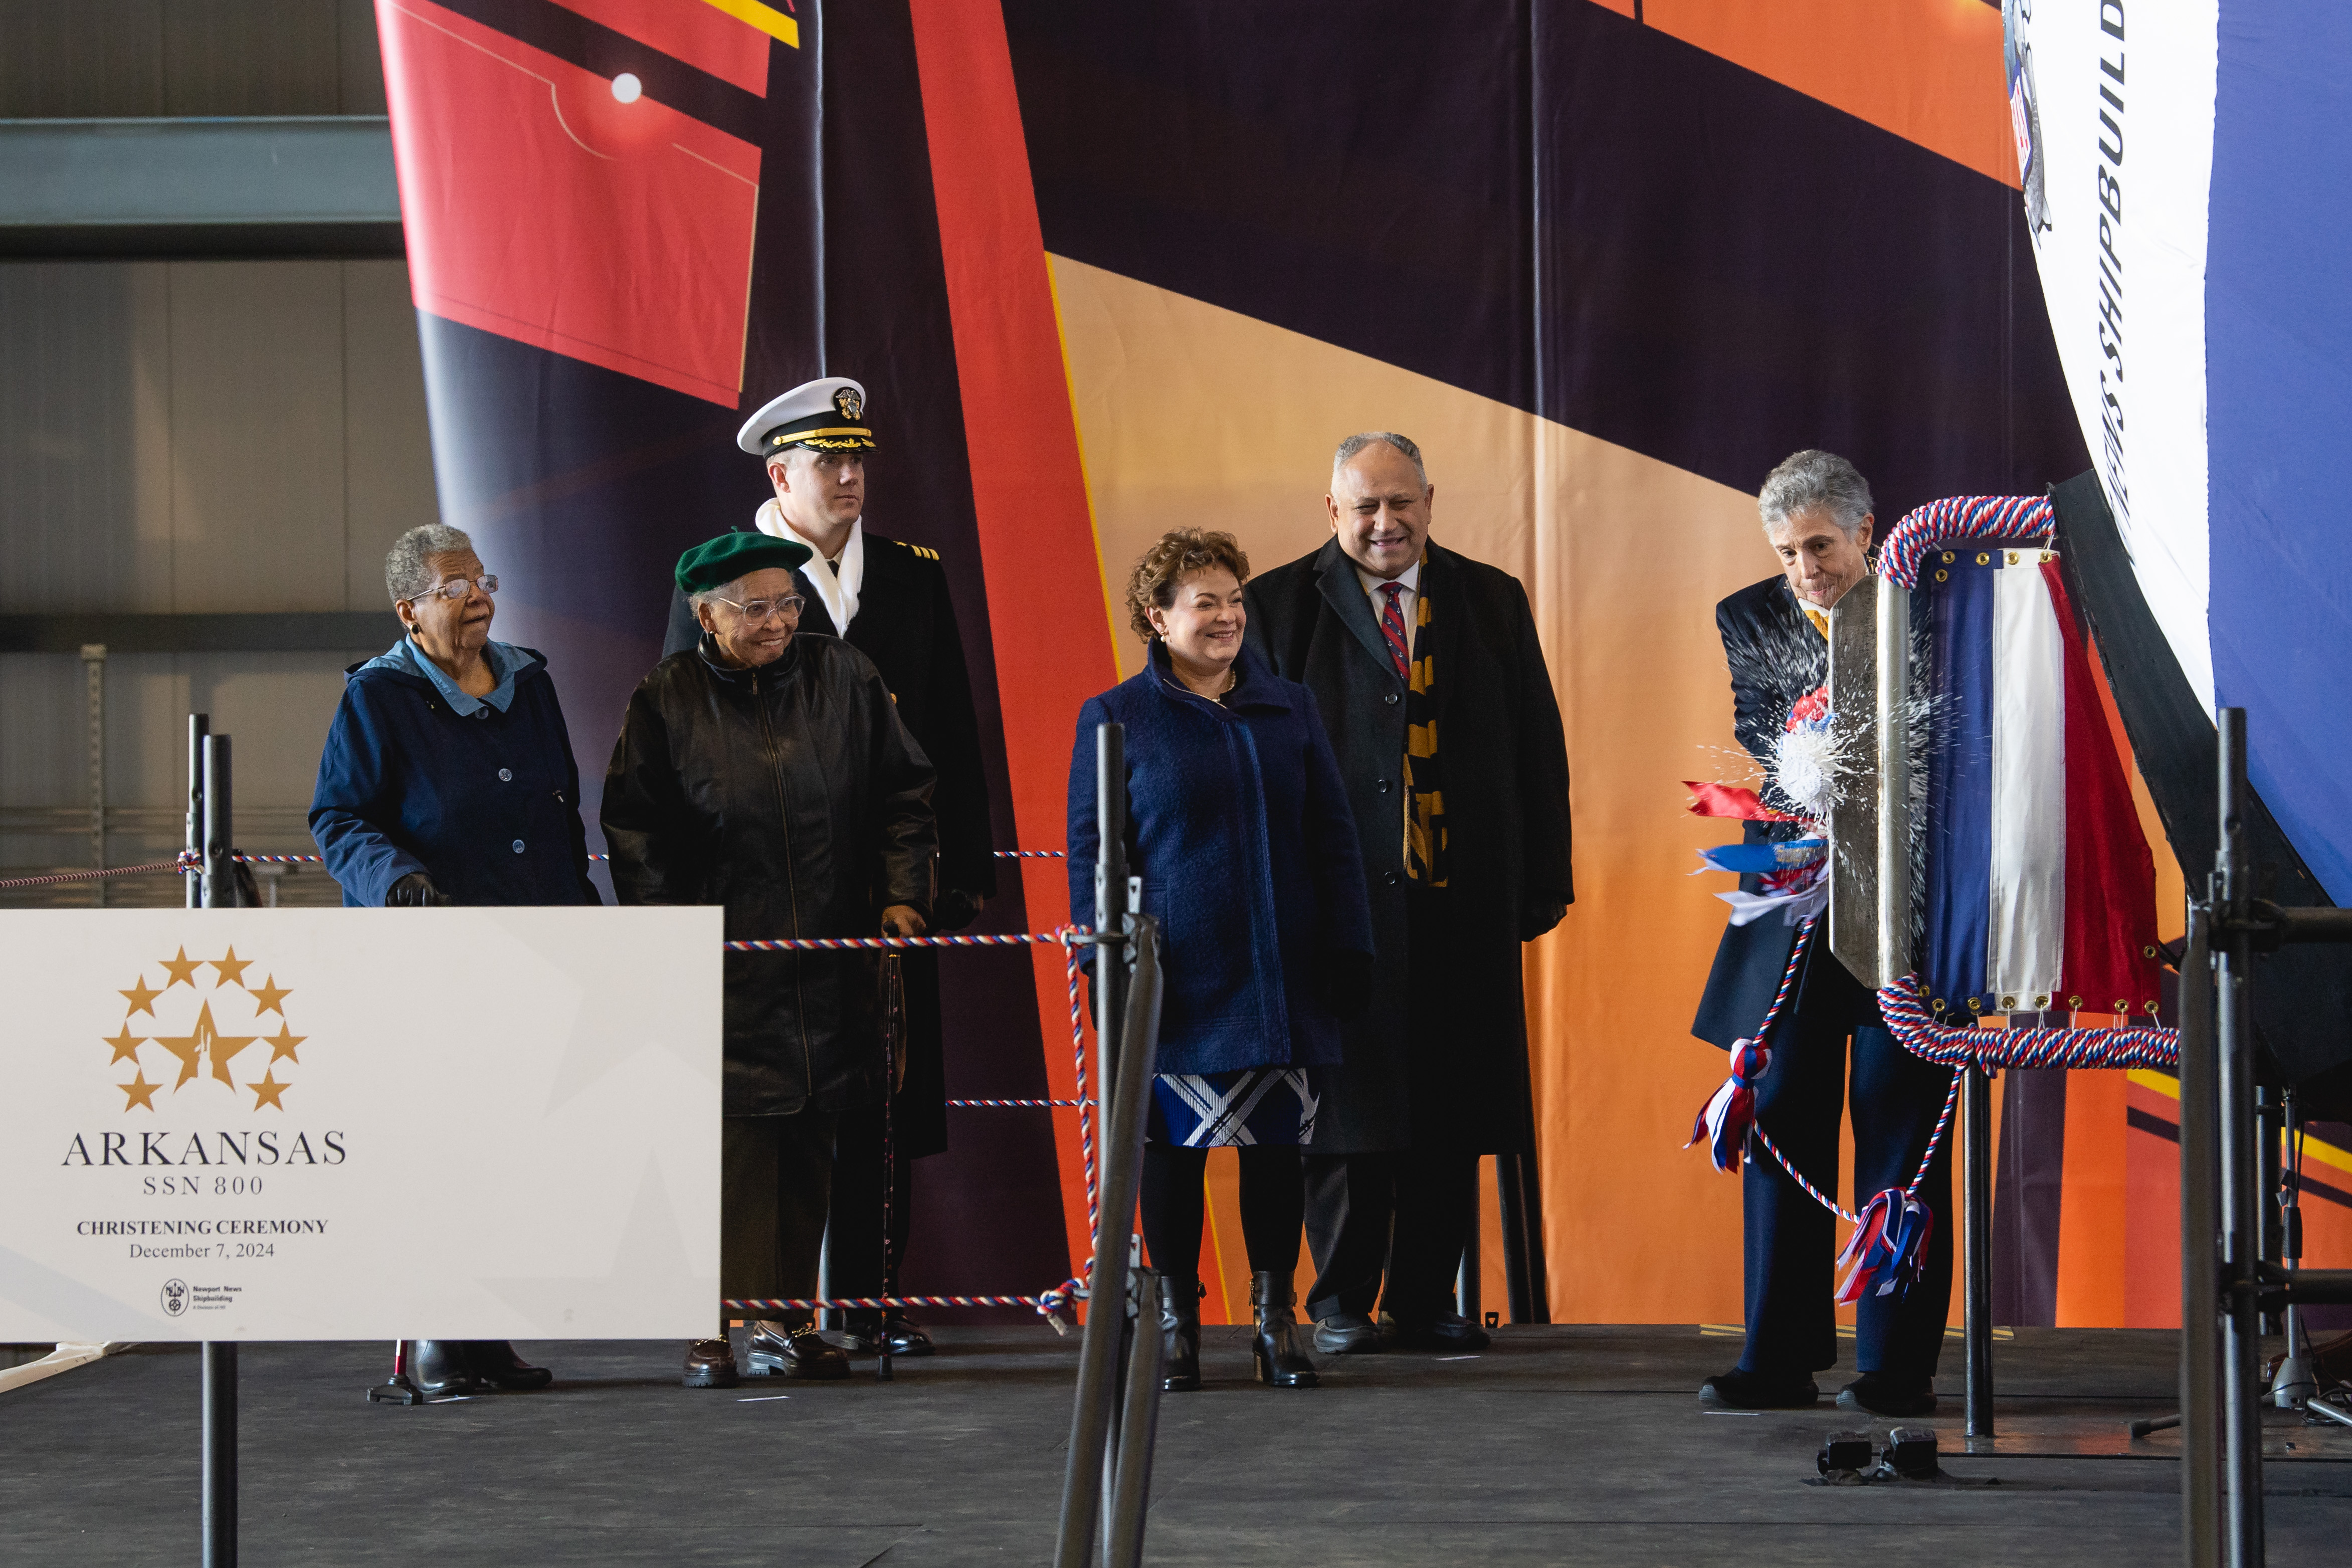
[1068,528,1374,1393]
[311,522,600,1399]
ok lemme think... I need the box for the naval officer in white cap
[666,375,999,1361]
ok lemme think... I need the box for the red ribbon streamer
[1681,781,1804,823]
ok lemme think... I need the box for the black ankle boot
[1159,1275,1202,1392]
[406,1340,488,1398]
[1250,1271,1317,1389]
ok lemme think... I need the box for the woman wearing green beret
[603,531,938,1390]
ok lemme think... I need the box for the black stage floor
[7,1325,2351,1564]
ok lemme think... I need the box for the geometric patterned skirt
[1147,1067,1319,1148]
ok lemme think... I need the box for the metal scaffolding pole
[2214,711,2264,1568]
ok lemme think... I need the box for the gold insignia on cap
[834,385,864,421]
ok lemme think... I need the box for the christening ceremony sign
[0,907,722,1342]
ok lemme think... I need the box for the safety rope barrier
[1,847,1065,890]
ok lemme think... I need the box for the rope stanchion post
[2180,898,2223,1568]
[1054,722,1172,1568]
[1963,1063,1994,1441]
[198,732,238,1567]
[185,714,207,910]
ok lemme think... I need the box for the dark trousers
[721,1109,840,1334]
[1739,1011,1954,1384]
[1301,1147,1479,1323]
[1140,1142,1305,1284]
[825,1101,914,1327]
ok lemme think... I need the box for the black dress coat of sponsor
[1243,537,1573,1153]
[664,529,995,1154]
[603,634,937,1118]
[1689,574,1875,1047]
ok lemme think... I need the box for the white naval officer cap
[736,376,876,457]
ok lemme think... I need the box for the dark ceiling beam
[0,117,403,260]
[0,613,400,654]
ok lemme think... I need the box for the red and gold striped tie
[1379,581,1410,679]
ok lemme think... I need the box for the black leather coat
[602,634,937,1117]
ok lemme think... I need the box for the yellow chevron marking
[699,0,799,50]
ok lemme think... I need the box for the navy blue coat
[1067,642,1374,1076]
[310,643,601,909]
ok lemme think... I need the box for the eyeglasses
[405,574,498,603]
[712,593,806,623]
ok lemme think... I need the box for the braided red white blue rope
[1688,915,1963,1301]
[1876,494,2055,589]
[1686,915,1818,1172]
[1878,972,2178,1069]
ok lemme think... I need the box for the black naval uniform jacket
[1689,575,1876,1048]
[1243,537,1574,1154]
[664,526,998,1153]
[603,634,937,1119]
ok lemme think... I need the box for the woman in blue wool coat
[311,522,601,1401]
[1068,528,1374,1393]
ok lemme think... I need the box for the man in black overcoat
[1691,449,1950,1417]
[1243,431,1573,1353]
[665,377,998,1358]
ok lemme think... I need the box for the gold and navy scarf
[1403,565,1446,886]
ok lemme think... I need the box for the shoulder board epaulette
[889,538,942,562]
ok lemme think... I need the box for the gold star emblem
[119,1071,161,1112]
[152,1002,256,1090]
[210,947,252,988]
[103,1025,144,1065]
[248,1071,290,1111]
[246,974,292,1016]
[120,977,161,1017]
[263,1023,306,1065]
[158,947,204,989]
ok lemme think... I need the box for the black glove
[934,887,983,932]
[386,873,452,908]
[1316,949,1377,1022]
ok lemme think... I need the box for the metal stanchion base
[364,1377,427,1405]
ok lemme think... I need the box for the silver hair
[1758,450,1873,538]
[687,578,743,614]
[1332,431,1429,488]
[384,523,476,605]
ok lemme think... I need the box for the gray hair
[687,577,743,615]
[384,524,476,605]
[1332,431,1429,489]
[1758,450,1873,538]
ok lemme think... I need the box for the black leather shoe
[1699,1365,1820,1409]
[1312,1313,1383,1355]
[1159,1275,1202,1392]
[468,1341,552,1392]
[1382,1310,1492,1352]
[1839,1373,1937,1417]
[839,1314,937,1358]
[745,1321,851,1380]
[682,1338,740,1389]
[1250,1271,1318,1389]
[881,1316,934,1357]
[407,1340,490,1398]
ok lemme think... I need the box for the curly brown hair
[1123,528,1251,642]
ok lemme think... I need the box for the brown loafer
[682,1338,740,1389]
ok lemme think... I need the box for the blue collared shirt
[362,636,531,717]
